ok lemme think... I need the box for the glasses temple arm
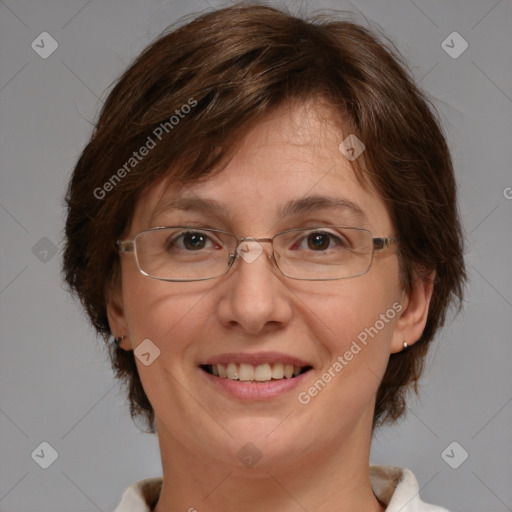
[373,237,399,251]
[117,240,135,253]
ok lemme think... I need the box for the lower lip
[200,367,311,400]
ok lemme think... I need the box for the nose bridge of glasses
[235,236,274,264]
[239,236,273,243]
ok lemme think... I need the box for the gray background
[0,0,511,510]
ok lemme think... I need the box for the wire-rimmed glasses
[117,226,399,282]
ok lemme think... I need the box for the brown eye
[181,232,208,250]
[307,232,331,251]
[294,230,349,252]
[166,230,222,252]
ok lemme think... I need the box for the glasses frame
[117,225,399,282]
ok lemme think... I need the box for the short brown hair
[62,2,466,433]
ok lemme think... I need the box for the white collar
[114,465,449,512]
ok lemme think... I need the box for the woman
[63,3,465,511]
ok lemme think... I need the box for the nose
[216,238,293,336]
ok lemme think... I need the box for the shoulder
[370,465,450,512]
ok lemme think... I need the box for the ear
[390,270,435,354]
[106,284,131,351]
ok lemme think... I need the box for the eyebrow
[150,194,367,224]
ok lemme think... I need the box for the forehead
[129,100,392,234]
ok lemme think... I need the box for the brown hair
[62,2,466,433]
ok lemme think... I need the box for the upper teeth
[210,363,303,381]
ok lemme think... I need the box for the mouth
[198,352,314,400]
[200,362,313,383]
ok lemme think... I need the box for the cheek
[301,277,400,399]
[121,266,214,354]
[120,276,216,415]
[303,278,396,347]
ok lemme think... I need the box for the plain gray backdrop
[1,0,511,510]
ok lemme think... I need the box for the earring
[114,335,126,345]
[403,341,408,349]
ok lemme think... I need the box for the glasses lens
[273,227,374,280]
[134,227,236,281]
[132,226,375,281]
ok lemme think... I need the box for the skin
[107,99,433,512]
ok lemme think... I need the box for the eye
[166,230,221,251]
[294,230,351,251]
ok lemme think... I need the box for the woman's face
[108,100,428,471]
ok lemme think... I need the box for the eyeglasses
[117,226,399,282]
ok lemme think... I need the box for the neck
[153,413,385,512]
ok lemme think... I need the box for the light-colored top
[113,465,450,511]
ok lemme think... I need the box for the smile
[198,352,314,400]
[201,362,312,382]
